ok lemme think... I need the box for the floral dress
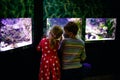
[37,38,60,80]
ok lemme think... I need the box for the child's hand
[59,36,62,41]
[60,35,65,41]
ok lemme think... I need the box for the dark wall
[0,0,42,80]
[85,40,120,76]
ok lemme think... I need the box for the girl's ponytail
[50,26,63,49]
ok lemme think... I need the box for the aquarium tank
[0,18,32,52]
[45,18,82,40]
[85,18,117,41]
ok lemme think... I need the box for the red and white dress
[37,38,61,80]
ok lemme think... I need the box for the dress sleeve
[36,38,43,52]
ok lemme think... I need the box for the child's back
[60,38,86,70]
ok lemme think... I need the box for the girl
[37,26,63,80]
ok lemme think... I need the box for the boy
[59,21,90,80]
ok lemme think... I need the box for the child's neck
[71,36,77,39]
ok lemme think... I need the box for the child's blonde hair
[50,25,63,48]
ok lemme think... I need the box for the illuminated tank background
[0,0,34,51]
[46,18,82,39]
[43,0,114,41]
[0,0,34,18]
[0,0,115,41]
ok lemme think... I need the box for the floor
[82,74,120,80]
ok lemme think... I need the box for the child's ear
[69,32,73,35]
[69,32,74,37]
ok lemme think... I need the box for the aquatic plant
[43,0,110,40]
[0,0,34,18]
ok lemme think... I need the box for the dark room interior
[0,0,120,80]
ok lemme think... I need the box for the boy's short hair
[64,21,78,35]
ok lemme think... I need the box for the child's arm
[36,39,43,52]
[80,47,87,62]
[36,42,41,52]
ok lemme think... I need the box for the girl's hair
[50,25,63,48]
